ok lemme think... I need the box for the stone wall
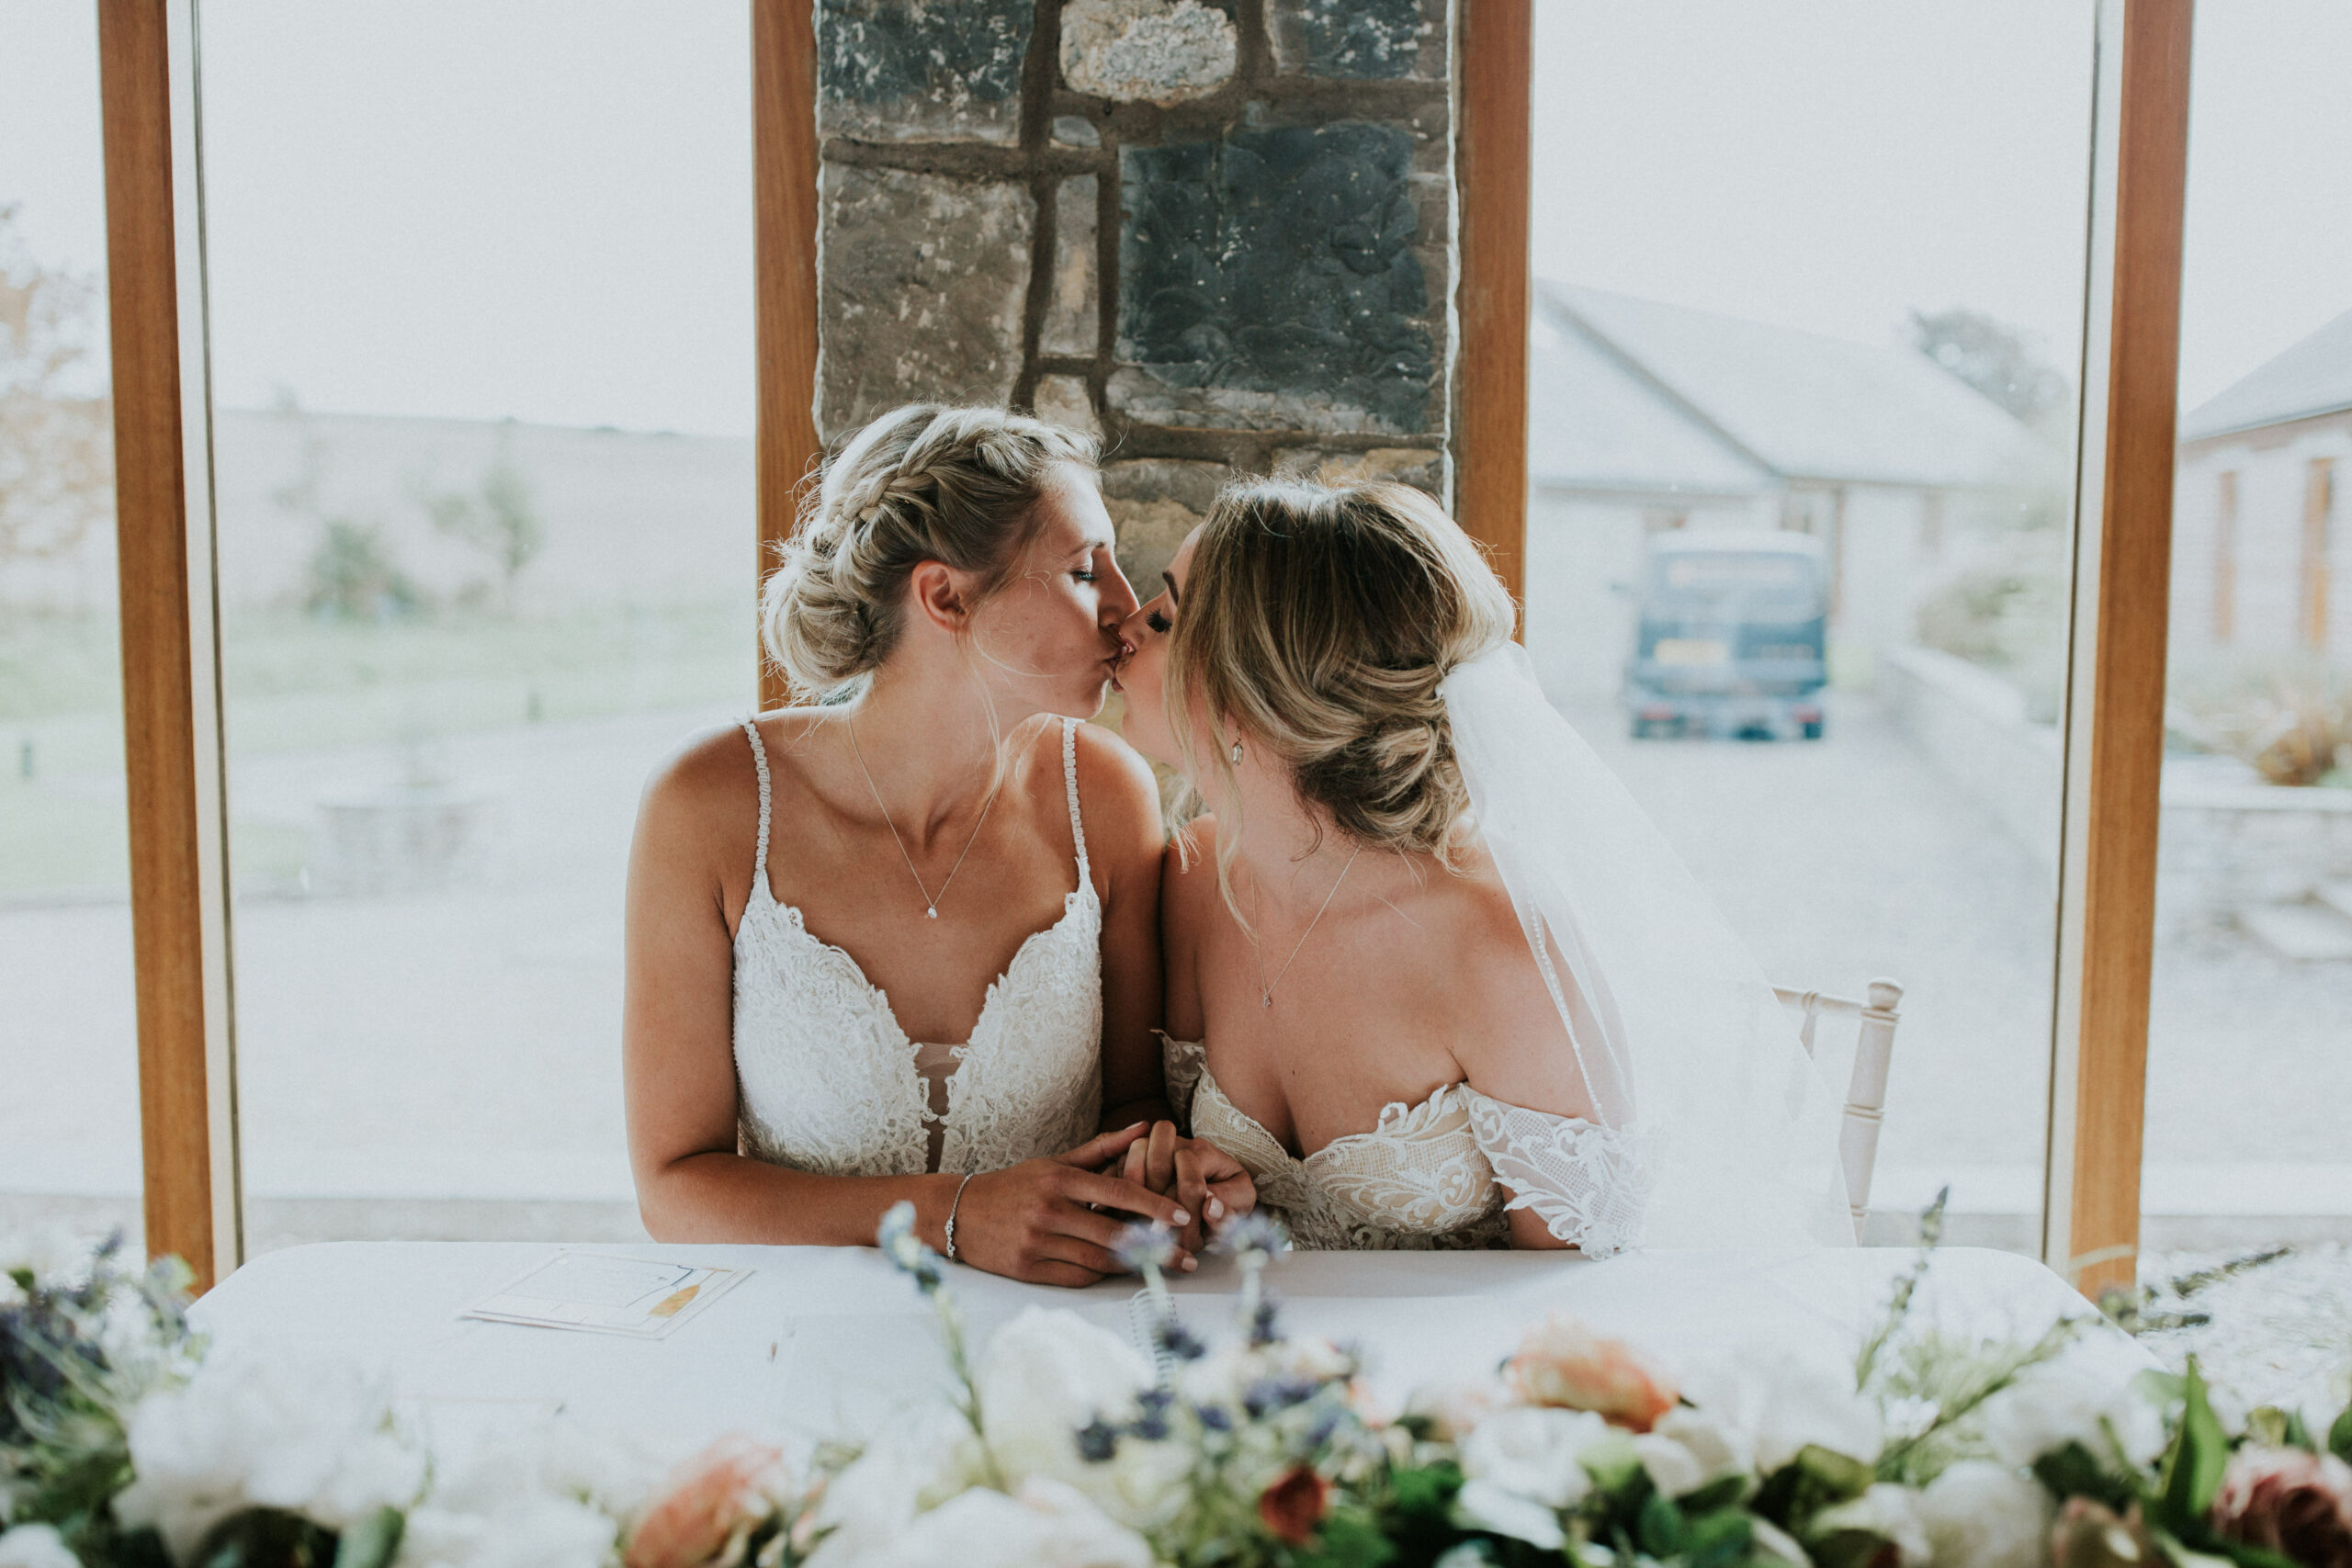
[814,0,1454,589]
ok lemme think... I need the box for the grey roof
[1527,308,1772,496]
[2180,307,2352,442]
[1535,284,2048,491]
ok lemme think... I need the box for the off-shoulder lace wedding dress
[730,717,1102,1178]
[1160,1035,1653,1258]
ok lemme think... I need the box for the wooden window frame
[96,0,2193,1295]
[2213,468,2236,643]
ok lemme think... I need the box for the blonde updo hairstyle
[761,403,1099,700]
[1164,478,1516,902]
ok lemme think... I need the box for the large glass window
[0,5,142,1245]
[2148,0,2352,1256]
[1525,2,2097,1247]
[193,2,755,1252]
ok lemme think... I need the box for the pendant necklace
[1253,845,1363,1008]
[847,718,1001,920]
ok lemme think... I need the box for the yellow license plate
[1653,638,1728,666]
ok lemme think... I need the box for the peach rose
[2211,1447,2352,1568]
[1505,1314,1678,1433]
[625,1435,791,1568]
[1258,1466,1329,1547]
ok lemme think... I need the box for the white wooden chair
[1774,977,1904,1241]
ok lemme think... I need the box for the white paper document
[463,1251,748,1338]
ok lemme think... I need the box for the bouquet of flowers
[4,1208,2348,1568]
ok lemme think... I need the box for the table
[192,1243,2123,1452]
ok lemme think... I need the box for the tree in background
[411,423,544,614]
[271,389,426,622]
[1908,306,2074,434]
[0,205,112,570]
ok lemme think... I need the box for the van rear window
[1657,555,1814,593]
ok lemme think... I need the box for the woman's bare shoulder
[1069,719,1165,856]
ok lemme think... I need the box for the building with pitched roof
[1523,284,2057,701]
[2169,308,2352,660]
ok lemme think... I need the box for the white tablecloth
[193,1243,2109,1448]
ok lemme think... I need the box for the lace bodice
[1162,1036,1652,1257]
[732,718,1103,1178]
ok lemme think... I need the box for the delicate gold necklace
[846,718,1001,920]
[1253,846,1363,1008]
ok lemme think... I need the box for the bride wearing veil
[1112,477,1851,1255]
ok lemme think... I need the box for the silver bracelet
[944,1171,977,1262]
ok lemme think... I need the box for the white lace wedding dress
[731,717,1103,1177]
[1161,1036,1653,1258]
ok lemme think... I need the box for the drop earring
[1230,741,1244,765]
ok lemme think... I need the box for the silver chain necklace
[1252,846,1363,1008]
[846,718,1001,920]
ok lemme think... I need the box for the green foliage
[412,429,545,611]
[2330,1401,2352,1465]
[303,518,426,624]
[1872,1315,2081,1484]
[193,1506,339,1568]
[2154,1360,2229,1529]
[1752,1445,1872,1535]
[1854,1188,1947,1391]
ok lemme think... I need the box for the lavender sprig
[1211,1212,1291,1345]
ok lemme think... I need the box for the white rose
[1683,1348,1883,1472]
[1649,1408,1751,1493]
[1453,1479,1566,1551]
[875,1479,1152,1568]
[1631,1434,1704,1498]
[1916,1461,2052,1568]
[395,1498,617,1568]
[0,1524,81,1568]
[390,1416,672,1568]
[975,1310,1182,1529]
[1459,1406,1611,1509]
[112,1358,426,1563]
[1979,1359,2165,1471]
[1813,1483,1931,1568]
[804,1409,991,1568]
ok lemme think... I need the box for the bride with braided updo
[624,403,1250,1286]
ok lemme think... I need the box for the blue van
[1622,531,1829,739]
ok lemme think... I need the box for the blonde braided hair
[761,404,1099,700]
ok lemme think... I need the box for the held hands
[1114,1120,1257,1258]
[948,1123,1200,1288]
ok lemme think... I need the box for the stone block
[1268,0,1444,80]
[1115,123,1438,435]
[820,166,1034,435]
[1099,457,1230,587]
[1033,375,1100,437]
[1272,445,1442,496]
[1042,176,1099,355]
[1060,0,1238,105]
[1051,115,1102,148]
[818,0,1032,145]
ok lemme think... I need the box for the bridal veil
[1438,641,1855,1250]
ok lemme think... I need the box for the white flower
[1682,1348,1884,1472]
[1812,1483,1930,1568]
[1458,1406,1611,1510]
[1979,1358,2165,1470]
[804,1409,990,1568]
[397,1498,616,1568]
[1181,1336,1351,1413]
[0,1224,91,1296]
[1916,1461,2052,1568]
[1453,1480,1566,1551]
[872,1479,1152,1568]
[0,1524,81,1568]
[975,1310,1183,1529]
[1645,1407,1751,1495]
[111,1357,426,1564]
[392,1416,667,1568]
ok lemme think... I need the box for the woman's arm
[622,728,1186,1284]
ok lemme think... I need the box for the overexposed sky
[4,2,2348,434]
